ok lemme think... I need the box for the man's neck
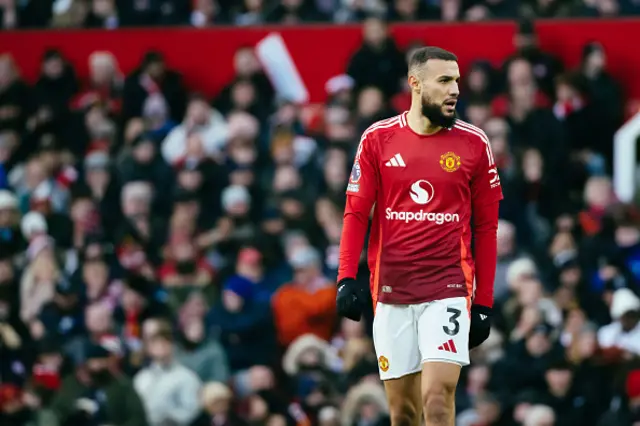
[407,106,442,136]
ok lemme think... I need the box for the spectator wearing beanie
[20,211,48,243]
[207,272,276,372]
[597,288,640,359]
[222,247,277,304]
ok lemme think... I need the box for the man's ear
[408,74,421,94]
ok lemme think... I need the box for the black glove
[469,305,492,349]
[336,278,368,321]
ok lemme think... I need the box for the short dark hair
[408,46,458,73]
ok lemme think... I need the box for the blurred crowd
[2,0,640,29]
[1,10,640,426]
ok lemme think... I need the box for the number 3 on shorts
[443,307,461,336]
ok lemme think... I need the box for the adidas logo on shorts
[437,339,458,353]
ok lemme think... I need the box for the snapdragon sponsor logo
[385,179,459,224]
[385,208,460,224]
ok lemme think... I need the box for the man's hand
[469,305,492,349]
[336,278,368,321]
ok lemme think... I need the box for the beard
[421,93,457,129]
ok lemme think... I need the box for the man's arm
[470,135,503,308]
[472,201,500,307]
[338,131,379,282]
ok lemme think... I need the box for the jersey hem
[376,294,470,306]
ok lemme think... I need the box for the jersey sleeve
[470,134,503,206]
[470,131,502,309]
[338,130,379,281]
[346,131,379,201]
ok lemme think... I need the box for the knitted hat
[223,275,254,300]
[610,288,640,320]
[21,211,48,240]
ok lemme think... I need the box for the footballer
[336,47,502,426]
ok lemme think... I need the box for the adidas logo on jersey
[385,153,406,167]
[437,339,458,353]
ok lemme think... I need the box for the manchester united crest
[378,356,389,372]
[440,152,461,172]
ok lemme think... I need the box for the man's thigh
[372,302,422,380]
[421,361,461,425]
[417,298,468,425]
[383,372,422,424]
[373,302,423,424]
[417,297,471,367]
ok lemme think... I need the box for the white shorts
[372,297,471,380]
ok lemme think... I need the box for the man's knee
[383,373,422,426]
[389,401,420,426]
[423,382,456,425]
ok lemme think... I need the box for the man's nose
[450,83,460,97]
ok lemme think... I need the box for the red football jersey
[346,112,503,305]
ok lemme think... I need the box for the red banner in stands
[1,20,639,103]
